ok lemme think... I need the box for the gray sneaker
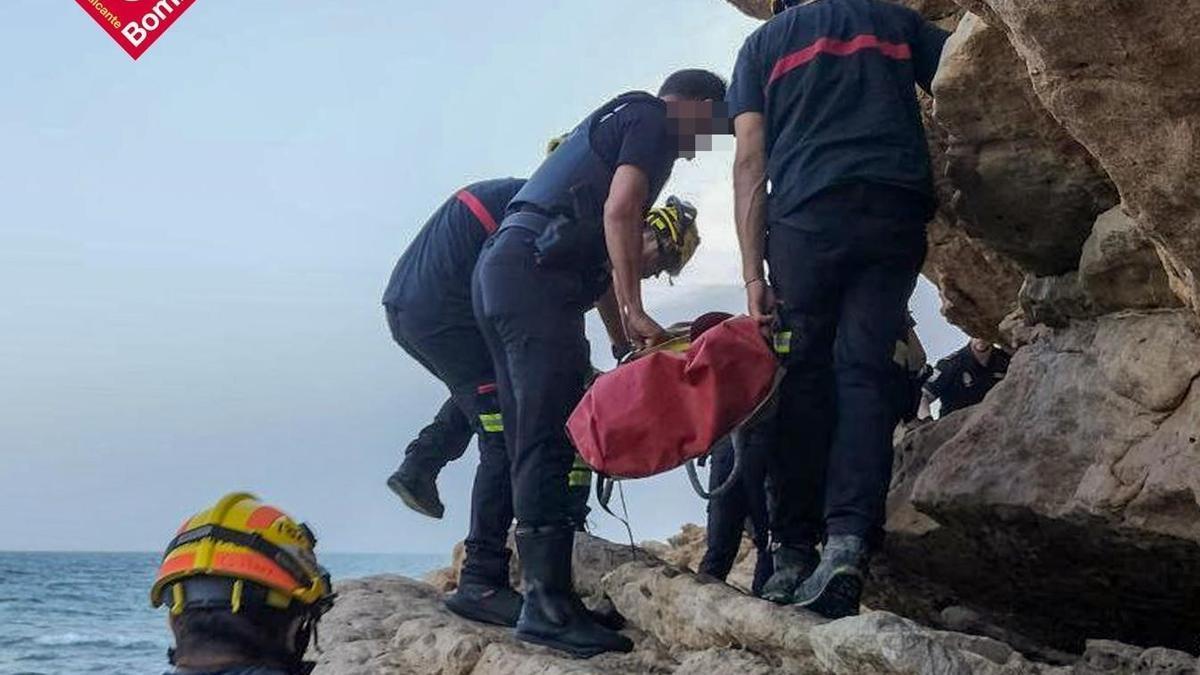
[761,543,819,604]
[793,535,867,619]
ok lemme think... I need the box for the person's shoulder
[468,177,525,192]
[937,347,969,371]
[607,92,665,119]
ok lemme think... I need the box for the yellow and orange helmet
[150,492,333,617]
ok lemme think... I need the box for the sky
[0,1,965,554]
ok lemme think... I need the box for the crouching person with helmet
[150,493,335,675]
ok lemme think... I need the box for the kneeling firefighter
[150,492,335,675]
[472,69,726,658]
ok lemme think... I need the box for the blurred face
[665,99,731,159]
[970,338,993,354]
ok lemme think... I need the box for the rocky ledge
[314,533,1198,675]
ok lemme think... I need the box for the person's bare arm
[594,284,631,359]
[604,164,663,347]
[733,112,774,327]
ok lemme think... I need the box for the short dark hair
[171,608,297,666]
[658,69,727,101]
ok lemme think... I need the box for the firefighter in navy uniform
[384,178,527,522]
[729,0,951,618]
[382,177,530,627]
[922,338,1010,416]
[383,175,700,629]
[473,69,727,657]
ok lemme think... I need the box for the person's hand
[745,278,776,337]
[624,310,666,349]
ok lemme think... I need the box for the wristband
[744,277,766,288]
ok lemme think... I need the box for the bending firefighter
[473,69,726,657]
[151,492,335,675]
[382,170,699,629]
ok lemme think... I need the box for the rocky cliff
[317,0,1200,670]
[729,0,1200,656]
[315,534,1199,674]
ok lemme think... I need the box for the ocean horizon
[0,550,447,675]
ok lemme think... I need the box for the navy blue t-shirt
[924,345,1010,415]
[728,0,949,220]
[382,177,526,317]
[588,96,677,210]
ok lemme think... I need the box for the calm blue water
[0,552,445,675]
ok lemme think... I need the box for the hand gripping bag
[567,315,778,479]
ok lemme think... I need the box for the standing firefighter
[730,0,950,618]
[473,70,724,657]
[150,493,335,675]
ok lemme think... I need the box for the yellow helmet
[546,132,569,156]
[150,492,333,617]
[644,196,701,277]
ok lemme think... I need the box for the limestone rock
[932,12,1118,276]
[603,559,825,659]
[924,213,1024,342]
[878,310,1200,651]
[725,0,771,20]
[1072,640,1200,675]
[642,522,762,595]
[963,0,1200,316]
[1018,272,1095,327]
[315,575,670,675]
[319,535,1200,674]
[807,612,1061,675]
[1079,206,1181,313]
[671,648,785,675]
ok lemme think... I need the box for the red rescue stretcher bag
[567,314,778,480]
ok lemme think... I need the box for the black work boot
[387,404,474,519]
[514,525,633,658]
[793,534,868,619]
[387,455,444,519]
[761,543,820,604]
[445,576,524,627]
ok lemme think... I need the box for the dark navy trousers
[766,184,927,549]
[699,427,774,596]
[386,304,513,586]
[473,221,593,529]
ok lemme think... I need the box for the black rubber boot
[761,542,820,604]
[514,525,633,658]
[793,534,867,619]
[444,578,524,627]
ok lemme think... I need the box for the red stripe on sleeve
[456,189,500,235]
[768,34,912,86]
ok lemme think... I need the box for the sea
[0,551,445,675]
